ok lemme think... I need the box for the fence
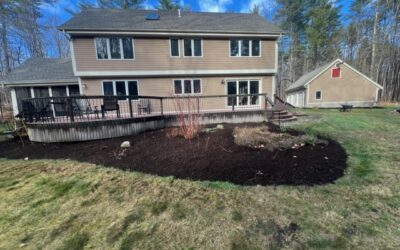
[21,93,273,124]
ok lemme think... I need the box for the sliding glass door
[226,80,260,107]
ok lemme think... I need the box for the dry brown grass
[233,125,323,151]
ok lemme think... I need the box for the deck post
[196,97,200,114]
[67,97,74,122]
[160,98,164,116]
[128,97,133,118]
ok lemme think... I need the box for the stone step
[271,114,293,119]
[270,117,297,123]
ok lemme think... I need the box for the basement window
[331,67,341,78]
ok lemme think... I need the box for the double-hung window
[230,39,260,57]
[183,38,202,57]
[174,79,201,95]
[170,38,180,57]
[226,80,260,106]
[102,80,139,100]
[95,37,134,60]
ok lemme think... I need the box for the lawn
[0,108,399,249]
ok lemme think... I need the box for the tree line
[0,0,399,101]
[272,0,399,101]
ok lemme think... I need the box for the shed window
[332,68,341,78]
[316,91,322,100]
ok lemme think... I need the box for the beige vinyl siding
[81,76,273,112]
[73,37,276,72]
[307,64,379,106]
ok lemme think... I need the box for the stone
[24,157,29,161]
[216,124,224,129]
[120,141,131,148]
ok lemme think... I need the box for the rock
[216,124,224,129]
[120,141,131,148]
[24,157,29,161]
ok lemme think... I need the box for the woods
[0,0,399,101]
[273,0,400,101]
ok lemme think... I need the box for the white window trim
[173,79,203,95]
[95,37,135,61]
[169,38,180,57]
[182,38,203,58]
[316,90,322,100]
[101,80,140,100]
[331,67,342,78]
[229,39,262,57]
[224,79,262,108]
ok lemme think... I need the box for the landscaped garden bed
[0,123,347,186]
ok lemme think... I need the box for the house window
[173,79,202,95]
[332,67,341,78]
[227,80,260,106]
[230,39,261,57]
[170,38,180,57]
[95,37,134,60]
[316,91,322,100]
[102,80,139,100]
[183,38,202,57]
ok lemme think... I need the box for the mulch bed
[0,123,347,186]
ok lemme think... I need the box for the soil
[0,123,347,186]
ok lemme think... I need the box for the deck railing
[20,94,273,124]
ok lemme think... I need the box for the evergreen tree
[97,0,144,9]
[304,0,341,69]
[156,0,181,10]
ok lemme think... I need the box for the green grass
[0,107,400,249]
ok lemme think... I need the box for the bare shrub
[172,97,202,140]
[233,126,325,151]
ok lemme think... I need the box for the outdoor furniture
[138,99,151,115]
[340,104,353,112]
[21,101,54,122]
[101,97,120,118]
[73,99,99,119]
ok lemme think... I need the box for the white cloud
[198,0,232,13]
[240,0,261,13]
[40,0,71,14]
[240,0,277,14]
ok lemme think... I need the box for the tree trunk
[0,12,10,73]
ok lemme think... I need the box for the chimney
[178,9,181,18]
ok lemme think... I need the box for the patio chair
[138,99,151,115]
[21,101,54,122]
[101,97,120,118]
[73,98,99,119]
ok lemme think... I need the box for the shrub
[233,126,326,151]
[172,97,202,139]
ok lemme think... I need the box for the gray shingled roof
[0,58,78,85]
[286,61,337,93]
[59,9,283,35]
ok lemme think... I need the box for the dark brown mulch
[0,123,347,186]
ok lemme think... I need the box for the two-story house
[2,9,282,116]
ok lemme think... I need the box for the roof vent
[146,13,160,21]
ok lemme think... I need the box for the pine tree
[156,0,181,10]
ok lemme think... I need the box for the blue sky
[40,0,352,24]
